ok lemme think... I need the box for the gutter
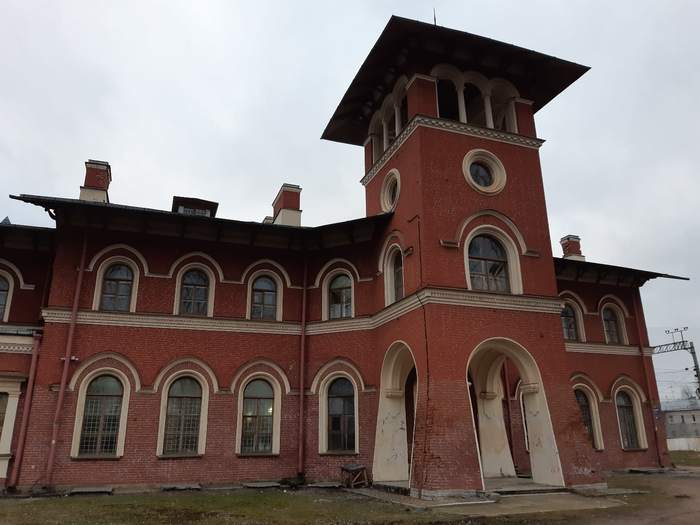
[44,232,87,486]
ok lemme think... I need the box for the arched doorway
[467,338,564,487]
[372,341,417,484]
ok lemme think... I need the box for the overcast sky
[1,1,698,399]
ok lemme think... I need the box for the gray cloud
[1,1,697,396]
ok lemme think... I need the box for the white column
[382,120,390,151]
[394,105,402,135]
[457,87,467,123]
[483,95,494,129]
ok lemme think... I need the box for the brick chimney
[271,184,301,227]
[560,234,585,261]
[79,160,111,203]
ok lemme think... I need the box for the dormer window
[171,196,219,218]
[179,206,210,217]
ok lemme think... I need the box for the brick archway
[467,337,564,487]
[372,341,417,484]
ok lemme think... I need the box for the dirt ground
[0,471,699,524]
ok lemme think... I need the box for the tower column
[484,94,494,129]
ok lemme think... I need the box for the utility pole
[653,327,700,399]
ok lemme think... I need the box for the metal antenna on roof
[433,8,437,25]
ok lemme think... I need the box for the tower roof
[322,16,589,145]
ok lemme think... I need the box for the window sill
[157,453,204,460]
[621,448,648,453]
[71,455,121,461]
[236,453,279,458]
[320,451,359,456]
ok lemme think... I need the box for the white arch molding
[230,359,292,395]
[561,297,587,342]
[86,244,150,275]
[466,337,565,487]
[240,259,293,288]
[383,244,405,306]
[0,268,15,323]
[601,302,629,345]
[455,210,528,254]
[312,258,367,288]
[152,357,220,393]
[310,358,366,394]
[68,352,142,392]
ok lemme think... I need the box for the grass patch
[0,488,449,525]
[670,450,700,466]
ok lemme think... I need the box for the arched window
[329,274,352,320]
[464,83,486,127]
[602,306,622,344]
[163,377,202,455]
[616,390,640,449]
[251,276,277,321]
[392,250,404,302]
[468,235,509,292]
[437,79,460,120]
[0,276,8,321]
[100,264,133,312]
[327,377,355,452]
[179,269,209,316]
[241,379,274,454]
[574,389,594,444]
[78,375,124,456]
[561,304,579,341]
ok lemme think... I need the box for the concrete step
[491,485,569,496]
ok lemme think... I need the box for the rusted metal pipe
[45,233,87,486]
[296,256,308,476]
[7,331,42,489]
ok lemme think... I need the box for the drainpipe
[296,256,308,477]
[7,331,42,489]
[45,232,88,486]
[631,287,665,468]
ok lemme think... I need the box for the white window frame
[462,149,507,195]
[464,225,523,295]
[0,269,15,323]
[173,263,216,317]
[383,244,405,306]
[246,270,284,321]
[70,368,131,458]
[321,269,355,321]
[92,256,140,313]
[156,370,209,456]
[317,371,360,454]
[613,384,648,450]
[380,169,401,212]
[572,384,605,450]
[561,299,587,342]
[234,372,282,455]
[601,303,629,345]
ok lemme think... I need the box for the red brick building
[0,17,686,497]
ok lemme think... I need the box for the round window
[469,162,493,188]
[380,169,401,212]
[462,150,506,195]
